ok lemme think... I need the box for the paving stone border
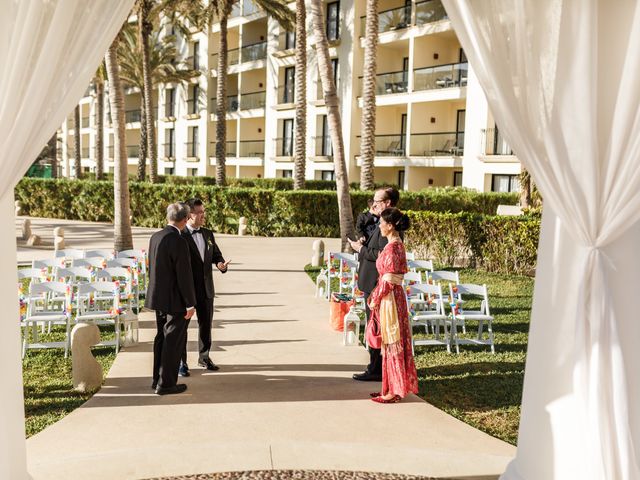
[147,471,497,480]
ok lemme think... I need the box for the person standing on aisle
[179,198,230,376]
[348,186,400,382]
[146,202,196,395]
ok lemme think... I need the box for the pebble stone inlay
[148,471,439,480]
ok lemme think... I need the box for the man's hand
[217,259,231,272]
[185,307,196,320]
[347,238,363,253]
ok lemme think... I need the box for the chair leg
[488,320,495,354]
[64,320,70,358]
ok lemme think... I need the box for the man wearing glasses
[348,186,400,381]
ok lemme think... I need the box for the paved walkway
[22,218,515,480]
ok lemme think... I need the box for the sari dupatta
[379,273,403,349]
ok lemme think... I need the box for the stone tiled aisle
[22,219,515,480]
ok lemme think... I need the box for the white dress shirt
[187,224,205,262]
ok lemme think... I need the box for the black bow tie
[191,229,202,235]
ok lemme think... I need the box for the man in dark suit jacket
[145,202,197,395]
[348,187,400,382]
[179,198,229,375]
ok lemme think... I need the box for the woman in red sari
[368,207,419,403]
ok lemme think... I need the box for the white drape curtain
[441,1,640,479]
[0,1,134,478]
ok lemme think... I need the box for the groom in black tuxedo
[146,202,196,395]
[179,198,229,376]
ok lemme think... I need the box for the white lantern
[342,307,361,346]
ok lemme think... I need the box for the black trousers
[364,291,382,376]
[181,296,214,364]
[153,310,187,388]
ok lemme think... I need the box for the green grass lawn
[22,326,116,437]
[305,265,532,445]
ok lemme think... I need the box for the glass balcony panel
[410,132,463,156]
[277,85,295,104]
[314,136,333,157]
[415,0,448,25]
[372,134,406,156]
[125,110,141,123]
[185,142,199,157]
[126,145,140,158]
[274,137,295,156]
[239,91,266,110]
[240,41,267,62]
[238,140,265,157]
[210,96,239,112]
[360,5,412,34]
[413,62,468,91]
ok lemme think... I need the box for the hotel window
[165,89,175,117]
[321,170,335,181]
[282,169,293,178]
[326,1,340,41]
[453,171,463,186]
[285,30,296,49]
[284,67,295,103]
[190,85,199,114]
[491,174,520,193]
[282,119,294,156]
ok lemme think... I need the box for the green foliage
[16,178,524,241]
[405,211,540,275]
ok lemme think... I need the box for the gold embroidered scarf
[379,273,403,345]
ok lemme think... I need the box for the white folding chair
[75,282,123,353]
[97,267,139,310]
[86,249,115,260]
[18,268,48,323]
[65,267,95,284]
[403,271,425,310]
[117,250,148,294]
[448,283,495,354]
[21,282,72,358]
[405,251,416,261]
[32,258,66,279]
[427,270,461,308]
[407,283,451,353]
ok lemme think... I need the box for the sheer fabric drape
[442,1,640,479]
[0,1,134,477]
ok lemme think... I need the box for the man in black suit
[179,198,229,376]
[146,202,197,395]
[348,187,400,381]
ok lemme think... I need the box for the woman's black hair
[380,207,410,232]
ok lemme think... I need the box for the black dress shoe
[198,358,220,371]
[151,382,157,390]
[353,372,382,382]
[178,363,190,377]
[155,384,187,395]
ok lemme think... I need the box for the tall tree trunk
[310,0,354,251]
[520,167,532,208]
[48,133,58,179]
[138,96,148,181]
[105,41,134,251]
[139,0,158,183]
[293,0,307,190]
[74,105,82,179]
[359,0,379,190]
[215,6,230,186]
[96,80,105,180]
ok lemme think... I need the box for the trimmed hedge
[405,211,540,275]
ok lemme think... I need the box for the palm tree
[359,0,379,190]
[293,0,306,190]
[73,105,82,179]
[94,62,107,180]
[117,25,196,181]
[105,35,134,251]
[310,0,354,250]
[204,0,294,186]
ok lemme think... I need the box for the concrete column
[461,65,489,191]
[0,189,29,479]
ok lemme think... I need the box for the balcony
[81,117,90,128]
[186,99,200,116]
[184,55,200,71]
[481,128,514,156]
[185,142,199,158]
[230,0,260,18]
[415,0,448,25]
[313,136,333,158]
[210,95,239,113]
[211,41,267,69]
[361,70,409,96]
[125,109,141,123]
[239,91,266,110]
[414,62,468,91]
[372,134,406,156]
[210,141,237,156]
[360,5,412,34]
[127,145,140,158]
[410,132,463,156]
[274,137,294,157]
[81,147,90,158]
[276,85,295,105]
[238,140,265,157]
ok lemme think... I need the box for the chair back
[405,251,416,261]
[18,268,48,281]
[55,249,85,259]
[66,267,94,282]
[52,268,77,282]
[428,270,460,284]
[117,249,146,260]
[76,281,120,314]
[409,283,446,315]
[408,259,433,272]
[449,283,490,315]
[28,281,72,315]
[86,249,115,260]
[72,258,107,269]
[403,271,423,286]
[107,258,137,269]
